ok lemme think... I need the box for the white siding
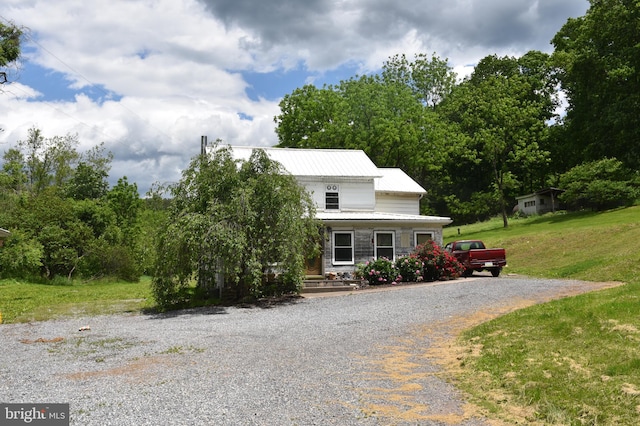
[375,193,421,215]
[517,196,538,216]
[300,178,375,211]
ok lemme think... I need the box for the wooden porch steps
[302,279,364,293]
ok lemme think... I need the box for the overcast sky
[0,0,589,194]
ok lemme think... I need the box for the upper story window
[325,184,339,210]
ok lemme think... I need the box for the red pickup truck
[444,240,506,277]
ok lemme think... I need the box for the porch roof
[516,187,565,200]
[316,211,452,225]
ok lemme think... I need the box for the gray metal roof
[222,146,382,178]
[0,228,10,238]
[375,168,426,194]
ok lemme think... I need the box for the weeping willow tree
[151,144,320,307]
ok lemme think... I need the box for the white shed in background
[516,188,565,216]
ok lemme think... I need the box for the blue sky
[0,0,590,194]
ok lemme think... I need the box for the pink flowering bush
[394,255,424,282]
[355,241,464,285]
[356,257,396,285]
[414,240,464,281]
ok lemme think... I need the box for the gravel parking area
[0,275,619,425]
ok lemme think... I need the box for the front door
[305,255,322,276]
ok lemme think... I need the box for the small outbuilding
[0,228,9,248]
[516,188,565,216]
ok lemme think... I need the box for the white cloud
[0,0,589,193]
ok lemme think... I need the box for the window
[325,192,339,209]
[414,232,433,247]
[524,200,536,208]
[325,184,340,209]
[375,231,395,260]
[333,231,354,265]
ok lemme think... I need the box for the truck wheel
[463,269,473,277]
[490,268,501,277]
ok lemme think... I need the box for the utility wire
[0,14,175,146]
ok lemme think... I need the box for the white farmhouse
[224,146,452,278]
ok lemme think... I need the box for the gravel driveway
[0,275,619,425]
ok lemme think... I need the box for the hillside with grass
[444,205,640,283]
[444,206,640,425]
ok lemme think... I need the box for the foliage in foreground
[151,145,320,307]
[356,240,463,285]
[0,128,165,282]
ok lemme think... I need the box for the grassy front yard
[0,277,153,324]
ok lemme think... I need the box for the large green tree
[552,0,640,170]
[0,20,22,87]
[152,145,320,306]
[0,21,21,67]
[559,158,639,211]
[17,127,80,194]
[382,52,458,107]
[441,53,556,227]
[0,128,144,281]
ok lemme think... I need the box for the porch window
[375,231,395,260]
[415,232,433,247]
[333,231,354,265]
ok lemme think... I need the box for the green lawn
[444,206,640,424]
[445,206,640,283]
[0,277,153,324]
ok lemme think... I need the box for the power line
[0,14,175,147]
[1,83,126,145]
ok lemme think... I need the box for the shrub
[438,250,466,279]
[394,255,424,282]
[355,241,464,285]
[0,230,43,279]
[559,158,639,211]
[356,257,396,285]
[414,240,464,281]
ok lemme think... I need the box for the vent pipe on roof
[200,135,208,156]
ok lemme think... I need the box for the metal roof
[221,146,382,178]
[375,168,426,194]
[515,187,565,200]
[316,211,452,225]
[0,228,10,238]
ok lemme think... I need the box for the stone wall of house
[321,225,444,278]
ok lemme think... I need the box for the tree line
[274,0,640,226]
[0,127,166,282]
